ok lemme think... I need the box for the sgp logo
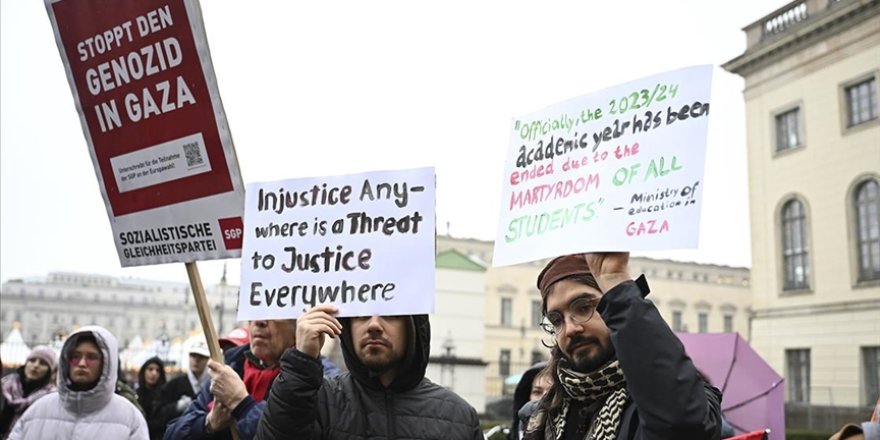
[218,217,244,250]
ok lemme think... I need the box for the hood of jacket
[512,362,548,418]
[137,356,166,392]
[338,314,430,393]
[58,325,118,414]
[511,361,548,435]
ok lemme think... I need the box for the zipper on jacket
[385,390,396,440]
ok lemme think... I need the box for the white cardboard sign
[238,167,436,320]
[494,65,713,267]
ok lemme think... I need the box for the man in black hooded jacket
[255,304,482,440]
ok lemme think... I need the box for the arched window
[781,199,810,290]
[855,179,880,281]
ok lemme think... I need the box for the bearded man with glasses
[523,252,723,440]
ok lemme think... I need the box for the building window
[530,348,543,366]
[781,199,810,290]
[499,349,511,377]
[500,298,512,327]
[723,315,734,333]
[846,77,878,127]
[531,300,542,327]
[672,311,683,332]
[786,349,810,403]
[698,313,708,333]
[775,108,801,152]
[855,179,880,281]
[864,347,880,406]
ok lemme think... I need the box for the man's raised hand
[296,304,342,359]
[584,252,632,293]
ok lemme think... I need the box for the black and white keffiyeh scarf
[525,358,628,440]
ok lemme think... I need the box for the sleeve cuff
[598,274,651,312]
[231,395,256,419]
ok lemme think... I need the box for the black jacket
[154,368,201,439]
[525,276,723,440]
[256,315,482,440]
[138,357,167,440]
[510,362,547,440]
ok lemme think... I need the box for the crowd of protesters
[2,253,877,440]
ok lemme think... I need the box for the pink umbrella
[676,332,785,440]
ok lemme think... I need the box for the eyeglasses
[69,352,101,366]
[540,297,601,335]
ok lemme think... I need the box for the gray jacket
[8,325,148,440]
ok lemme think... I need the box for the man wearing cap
[218,327,250,353]
[522,252,722,440]
[8,326,147,439]
[164,320,339,440]
[153,337,210,438]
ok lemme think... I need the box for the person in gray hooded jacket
[8,325,148,440]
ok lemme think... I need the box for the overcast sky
[0,1,789,287]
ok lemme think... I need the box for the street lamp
[441,332,456,389]
[156,333,170,366]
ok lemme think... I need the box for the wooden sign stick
[185,261,240,440]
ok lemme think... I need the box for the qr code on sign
[183,142,204,168]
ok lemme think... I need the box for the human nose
[561,314,584,336]
[365,316,384,333]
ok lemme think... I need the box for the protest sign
[238,167,436,320]
[494,65,713,267]
[45,0,245,267]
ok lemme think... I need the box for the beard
[362,355,394,373]
[565,335,615,373]
[359,343,403,374]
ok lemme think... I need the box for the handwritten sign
[493,65,713,267]
[237,167,436,320]
[45,0,245,266]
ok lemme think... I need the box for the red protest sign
[47,0,245,266]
